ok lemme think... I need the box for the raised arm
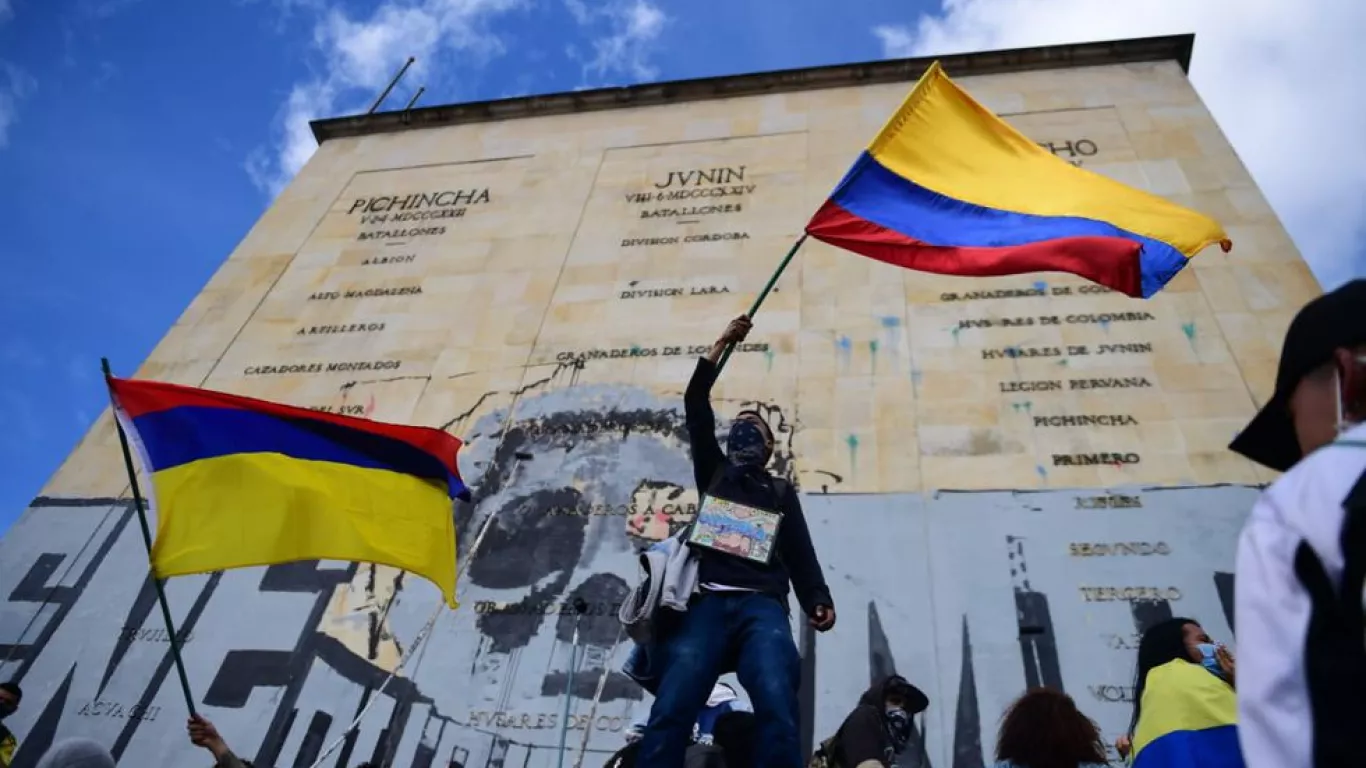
[685,316,752,492]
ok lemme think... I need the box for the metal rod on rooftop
[369,56,415,114]
[404,86,426,111]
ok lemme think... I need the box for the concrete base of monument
[0,484,1251,768]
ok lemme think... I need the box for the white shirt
[1235,421,1366,767]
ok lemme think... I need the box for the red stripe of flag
[107,377,463,479]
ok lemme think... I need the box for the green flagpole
[101,358,199,718]
[714,233,808,375]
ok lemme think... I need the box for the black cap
[885,676,930,714]
[1229,279,1366,472]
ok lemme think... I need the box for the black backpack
[1295,463,1366,766]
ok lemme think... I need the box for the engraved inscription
[296,323,386,336]
[1078,586,1182,602]
[76,701,162,722]
[1052,453,1141,466]
[1033,414,1139,428]
[467,710,627,732]
[1075,494,1144,509]
[620,232,751,247]
[1069,541,1170,556]
[554,343,768,362]
[243,360,402,377]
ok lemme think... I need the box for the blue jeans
[637,592,801,768]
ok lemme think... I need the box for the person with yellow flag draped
[1118,618,1242,767]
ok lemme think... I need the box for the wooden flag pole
[714,234,808,375]
[101,358,199,717]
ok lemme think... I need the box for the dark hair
[994,687,1107,768]
[0,682,21,701]
[1128,617,1199,736]
[713,710,756,768]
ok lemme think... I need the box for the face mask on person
[1196,643,1225,679]
[727,421,769,467]
[0,701,14,719]
[1334,357,1366,435]
[884,707,912,751]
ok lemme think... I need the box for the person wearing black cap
[811,675,929,768]
[1228,278,1366,768]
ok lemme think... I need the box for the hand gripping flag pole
[101,358,198,717]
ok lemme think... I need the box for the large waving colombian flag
[108,377,466,607]
[1132,659,1244,767]
[805,61,1231,299]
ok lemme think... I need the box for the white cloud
[0,63,36,149]
[872,0,1366,289]
[872,24,914,58]
[0,5,31,149]
[248,0,530,198]
[566,0,668,84]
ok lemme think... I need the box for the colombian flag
[108,377,466,607]
[1132,659,1244,767]
[805,62,1231,299]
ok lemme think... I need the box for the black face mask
[0,702,15,719]
[726,420,770,467]
[884,707,912,753]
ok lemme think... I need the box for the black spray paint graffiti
[452,382,801,708]
[952,617,982,768]
[0,497,466,768]
[1006,536,1063,692]
[1,389,1251,768]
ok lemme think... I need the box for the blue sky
[1,0,1363,531]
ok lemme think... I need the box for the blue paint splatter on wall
[846,434,860,470]
[1033,280,1048,293]
[880,316,901,329]
[1036,465,1048,480]
[836,335,852,368]
[869,339,880,374]
[1182,322,1197,341]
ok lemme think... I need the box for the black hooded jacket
[684,357,832,616]
[830,676,926,768]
